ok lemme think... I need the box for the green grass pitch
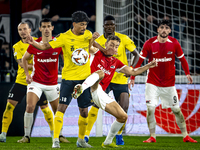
[0,136,200,150]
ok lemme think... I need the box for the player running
[72,35,157,148]
[131,20,197,143]
[17,19,69,143]
[0,22,56,143]
[84,15,139,145]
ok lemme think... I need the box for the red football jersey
[90,50,125,91]
[27,37,62,85]
[137,36,186,87]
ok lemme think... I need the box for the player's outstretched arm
[22,51,33,84]
[25,35,51,50]
[89,32,100,54]
[120,60,157,77]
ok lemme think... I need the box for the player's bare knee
[57,104,68,113]
[79,107,88,118]
[118,113,128,123]
[26,104,35,113]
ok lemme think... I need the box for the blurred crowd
[0,0,200,82]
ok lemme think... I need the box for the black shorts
[105,83,129,102]
[8,83,48,106]
[59,79,93,108]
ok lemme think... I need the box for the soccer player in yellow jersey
[0,22,61,143]
[24,11,107,148]
[84,15,139,145]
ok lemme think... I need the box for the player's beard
[160,32,169,38]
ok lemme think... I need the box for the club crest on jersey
[167,51,173,54]
[52,52,58,55]
[110,65,115,69]
[71,39,75,42]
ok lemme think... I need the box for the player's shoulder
[13,40,21,49]
[115,32,128,39]
[84,30,93,38]
[147,36,158,44]
[168,36,179,43]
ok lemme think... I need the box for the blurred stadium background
[0,0,200,138]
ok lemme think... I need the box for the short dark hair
[106,35,121,43]
[157,20,171,29]
[72,11,90,23]
[104,15,115,23]
[40,18,52,27]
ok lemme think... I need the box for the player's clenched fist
[92,32,100,39]
[25,35,34,44]
[147,60,157,68]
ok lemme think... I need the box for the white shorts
[27,81,59,102]
[145,83,179,109]
[91,85,115,110]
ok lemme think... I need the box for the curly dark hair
[72,11,90,23]
[157,20,171,29]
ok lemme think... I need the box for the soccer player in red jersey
[130,20,197,143]
[18,18,69,143]
[72,35,157,148]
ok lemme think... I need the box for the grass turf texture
[0,136,199,150]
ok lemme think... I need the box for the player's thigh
[91,85,114,110]
[7,83,27,104]
[110,83,129,102]
[159,86,179,109]
[59,79,75,105]
[49,98,59,113]
[27,82,43,101]
[43,84,59,102]
[145,83,160,107]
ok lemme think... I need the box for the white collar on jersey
[152,38,173,43]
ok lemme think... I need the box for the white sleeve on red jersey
[115,59,126,72]
[139,40,149,59]
[175,39,184,58]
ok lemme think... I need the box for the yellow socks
[117,120,126,135]
[2,102,15,133]
[53,111,64,139]
[85,106,99,136]
[78,115,88,139]
[41,106,54,131]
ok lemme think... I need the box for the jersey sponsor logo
[152,51,158,54]
[153,57,172,62]
[167,51,173,54]
[37,52,43,55]
[97,64,111,75]
[70,39,75,42]
[138,89,200,134]
[37,58,57,63]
